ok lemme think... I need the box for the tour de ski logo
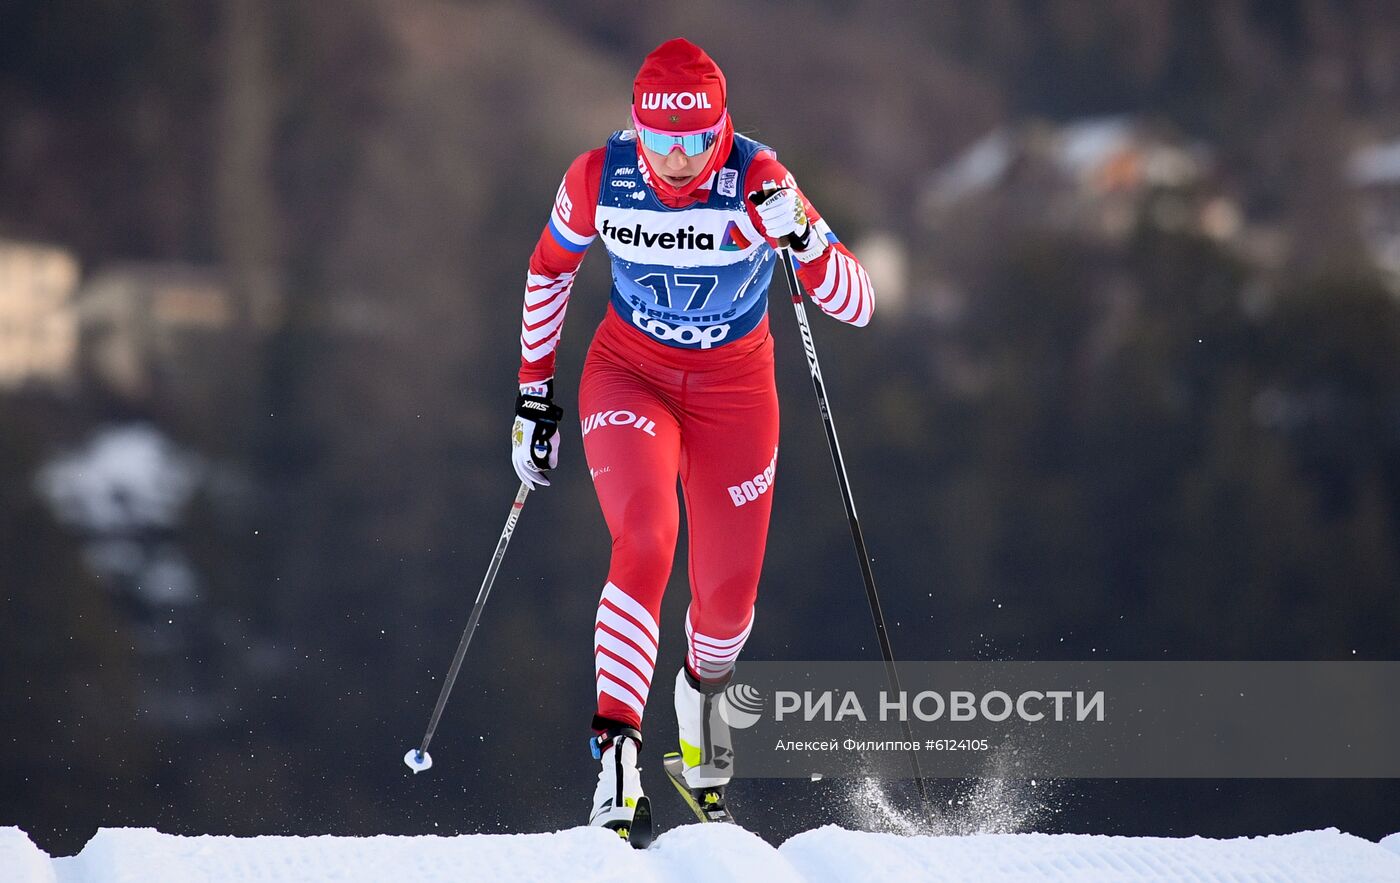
[718,682,765,729]
[718,167,738,197]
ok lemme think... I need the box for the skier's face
[641,142,717,189]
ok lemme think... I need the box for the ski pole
[404,481,531,773]
[754,194,931,808]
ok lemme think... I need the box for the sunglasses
[630,109,726,158]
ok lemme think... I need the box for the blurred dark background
[2,0,1398,856]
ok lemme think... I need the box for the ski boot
[589,723,653,847]
[664,667,736,824]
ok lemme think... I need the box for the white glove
[754,188,827,262]
[512,381,562,490]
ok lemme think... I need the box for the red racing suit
[519,131,874,731]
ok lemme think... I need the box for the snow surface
[8,824,1400,882]
[1,828,56,883]
[1383,831,1400,857]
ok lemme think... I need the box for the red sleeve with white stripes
[792,242,875,327]
[742,152,874,328]
[519,149,605,384]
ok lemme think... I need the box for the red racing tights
[580,309,779,733]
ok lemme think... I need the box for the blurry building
[77,262,235,399]
[921,116,1224,245]
[910,117,1248,391]
[0,238,80,391]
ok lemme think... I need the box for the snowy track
[6,824,1399,882]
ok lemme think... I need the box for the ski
[662,753,734,824]
[603,796,654,849]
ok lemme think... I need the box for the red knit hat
[632,38,727,132]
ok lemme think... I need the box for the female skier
[509,38,874,838]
